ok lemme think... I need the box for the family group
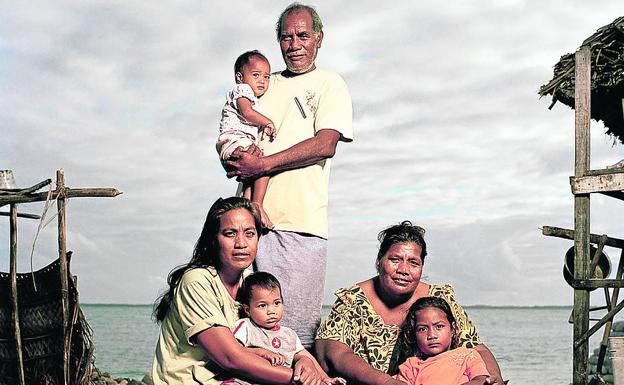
[150,3,504,385]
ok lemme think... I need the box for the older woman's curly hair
[375,220,427,272]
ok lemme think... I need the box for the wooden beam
[586,168,624,176]
[542,226,624,249]
[10,204,26,385]
[0,211,41,219]
[573,45,591,385]
[0,187,121,207]
[574,297,624,349]
[571,173,624,194]
[56,170,70,385]
[569,279,624,289]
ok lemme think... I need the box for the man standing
[227,3,353,348]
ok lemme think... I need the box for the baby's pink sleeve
[230,84,256,105]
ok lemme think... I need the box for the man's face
[279,10,323,75]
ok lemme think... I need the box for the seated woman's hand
[322,376,346,385]
[292,356,325,385]
[383,378,408,385]
[250,347,285,366]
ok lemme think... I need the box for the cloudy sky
[2,1,624,306]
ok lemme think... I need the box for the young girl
[394,297,491,385]
[216,50,275,228]
[221,272,345,385]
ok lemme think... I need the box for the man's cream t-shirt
[259,69,353,239]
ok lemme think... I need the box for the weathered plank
[0,187,121,207]
[571,173,624,194]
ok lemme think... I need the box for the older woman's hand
[293,355,325,385]
[382,378,408,385]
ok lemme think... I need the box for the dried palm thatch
[0,254,93,385]
[539,16,624,143]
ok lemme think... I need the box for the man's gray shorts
[254,230,327,348]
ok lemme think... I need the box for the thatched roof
[539,16,624,143]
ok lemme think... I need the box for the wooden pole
[0,187,121,207]
[542,226,624,249]
[10,204,26,385]
[573,45,591,385]
[56,170,70,385]
[596,249,624,373]
[0,211,41,219]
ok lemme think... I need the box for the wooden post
[10,204,26,385]
[56,169,70,385]
[573,45,591,385]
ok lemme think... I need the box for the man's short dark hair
[275,2,323,40]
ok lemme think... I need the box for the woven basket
[0,253,94,385]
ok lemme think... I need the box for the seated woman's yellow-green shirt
[151,266,243,385]
[315,283,481,374]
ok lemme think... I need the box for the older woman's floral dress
[316,283,481,374]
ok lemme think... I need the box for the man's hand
[292,356,324,385]
[226,144,264,181]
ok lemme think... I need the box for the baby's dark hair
[393,297,459,368]
[238,271,282,306]
[234,50,269,75]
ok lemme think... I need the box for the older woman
[151,197,324,385]
[315,221,503,385]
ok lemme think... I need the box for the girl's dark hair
[234,50,269,75]
[238,271,282,306]
[394,297,459,367]
[376,220,427,272]
[153,197,262,323]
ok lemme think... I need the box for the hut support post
[573,46,591,385]
[56,169,70,385]
[10,204,26,385]
[596,249,624,373]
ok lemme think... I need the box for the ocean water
[83,305,582,384]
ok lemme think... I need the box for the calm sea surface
[83,305,588,384]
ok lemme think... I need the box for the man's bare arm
[226,129,341,180]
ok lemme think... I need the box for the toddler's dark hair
[392,297,459,371]
[238,271,282,306]
[234,50,269,75]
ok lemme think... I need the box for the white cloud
[2,0,624,306]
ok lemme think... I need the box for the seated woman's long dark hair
[152,197,262,323]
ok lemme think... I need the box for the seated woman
[151,197,326,385]
[315,221,504,385]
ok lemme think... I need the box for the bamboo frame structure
[543,47,624,385]
[1,169,121,385]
